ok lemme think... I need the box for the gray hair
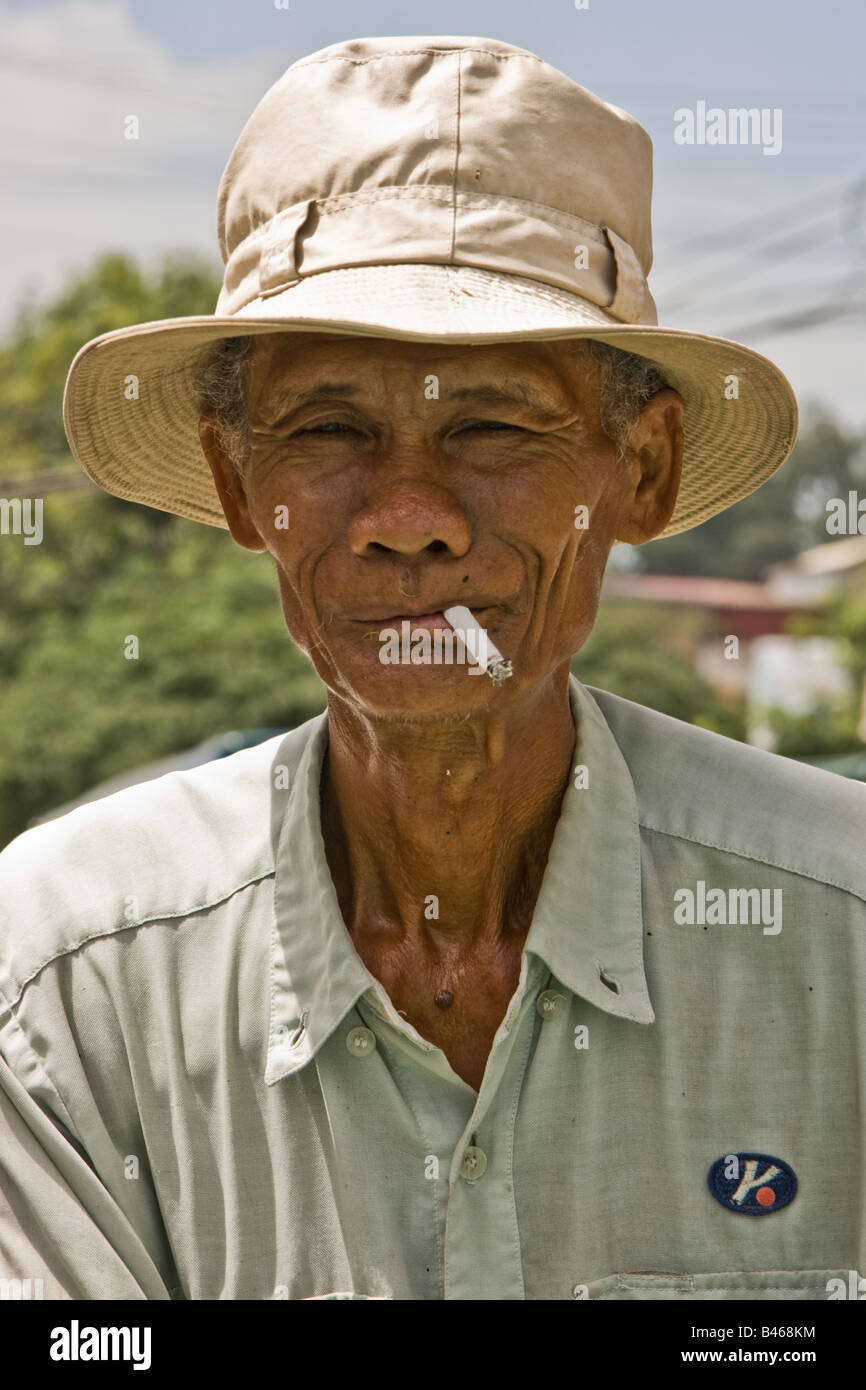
[574,339,670,458]
[193,333,670,475]
[194,335,256,477]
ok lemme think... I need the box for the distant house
[765,533,866,603]
[601,571,818,697]
[603,542,866,749]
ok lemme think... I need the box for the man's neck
[320,667,576,960]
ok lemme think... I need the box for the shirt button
[460,1145,488,1182]
[537,989,567,1019]
[345,1026,376,1057]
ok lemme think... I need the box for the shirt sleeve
[0,1045,172,1300]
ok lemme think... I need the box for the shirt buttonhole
[597,964,622,996]
[288,1011,309,1047]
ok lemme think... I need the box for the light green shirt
[1,676,864,1301]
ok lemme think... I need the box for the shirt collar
[265,674,653,1085]
[524,677,654,1026]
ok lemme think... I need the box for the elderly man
[1,34,864,1303]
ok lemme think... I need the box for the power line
[655,180,866,317]
[660,269,859,324]
[659,223,842,315]
[720,297,866,340]
[654,177,862,261]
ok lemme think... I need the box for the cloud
[0,0,281,326]
[1,1,863,429]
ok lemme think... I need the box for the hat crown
[214,35,657,325]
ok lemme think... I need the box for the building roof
[785,533,866,576]
[602,573,813,611]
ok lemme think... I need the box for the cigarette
[442,605,513,685]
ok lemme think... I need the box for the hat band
[216,187,657,326]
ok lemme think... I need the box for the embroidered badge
[707,1153,797,1214]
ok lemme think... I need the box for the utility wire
[660,227,841,315]
[721,297,866,340]
[655,181,866,318]
[655,177,863,260]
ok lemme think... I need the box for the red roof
[603,573,815,611]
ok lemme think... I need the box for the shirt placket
[356,953,551,1298]
[441,953,550,1299]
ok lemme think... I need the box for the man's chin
[326,660,510,720]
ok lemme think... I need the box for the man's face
[201,332,682,719]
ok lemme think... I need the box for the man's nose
[348,479,472,558]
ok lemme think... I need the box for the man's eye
[461,421,523,432]
[290,420,521,438]
[293,422,357,437]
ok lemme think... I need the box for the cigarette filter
[442,605,513,685]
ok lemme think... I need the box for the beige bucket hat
[62,33,798,537]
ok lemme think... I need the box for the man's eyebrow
[443,381,546,404]
[441,381,571,421]
[273,382,361,410]
[270,379,570,421]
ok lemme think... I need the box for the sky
[1,0,865,427]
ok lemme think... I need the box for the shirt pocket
[585,1270,850,1300]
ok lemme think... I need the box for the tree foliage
[633,409,866,579]
[0,252,860,845]
[572,601,746,741]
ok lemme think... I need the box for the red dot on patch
[756,1186,776,1206]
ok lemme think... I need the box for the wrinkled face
[200,332,681,719]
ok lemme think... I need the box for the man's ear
[615,388,684,546]
[198,417,267,553]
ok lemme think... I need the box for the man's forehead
[248,331,594,408]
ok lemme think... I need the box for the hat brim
[62,262,798,538]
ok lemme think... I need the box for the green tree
[764,577,866,757]
[0,252,225,473]
[572,601,746,740]
[0,525,325,844]
[1,251,860,844]
[0,253,326,847]
[634,406,866,580]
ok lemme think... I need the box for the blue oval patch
[707,1153,797,1215]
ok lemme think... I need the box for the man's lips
[370,612,463,630]
[346,601,503,626]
